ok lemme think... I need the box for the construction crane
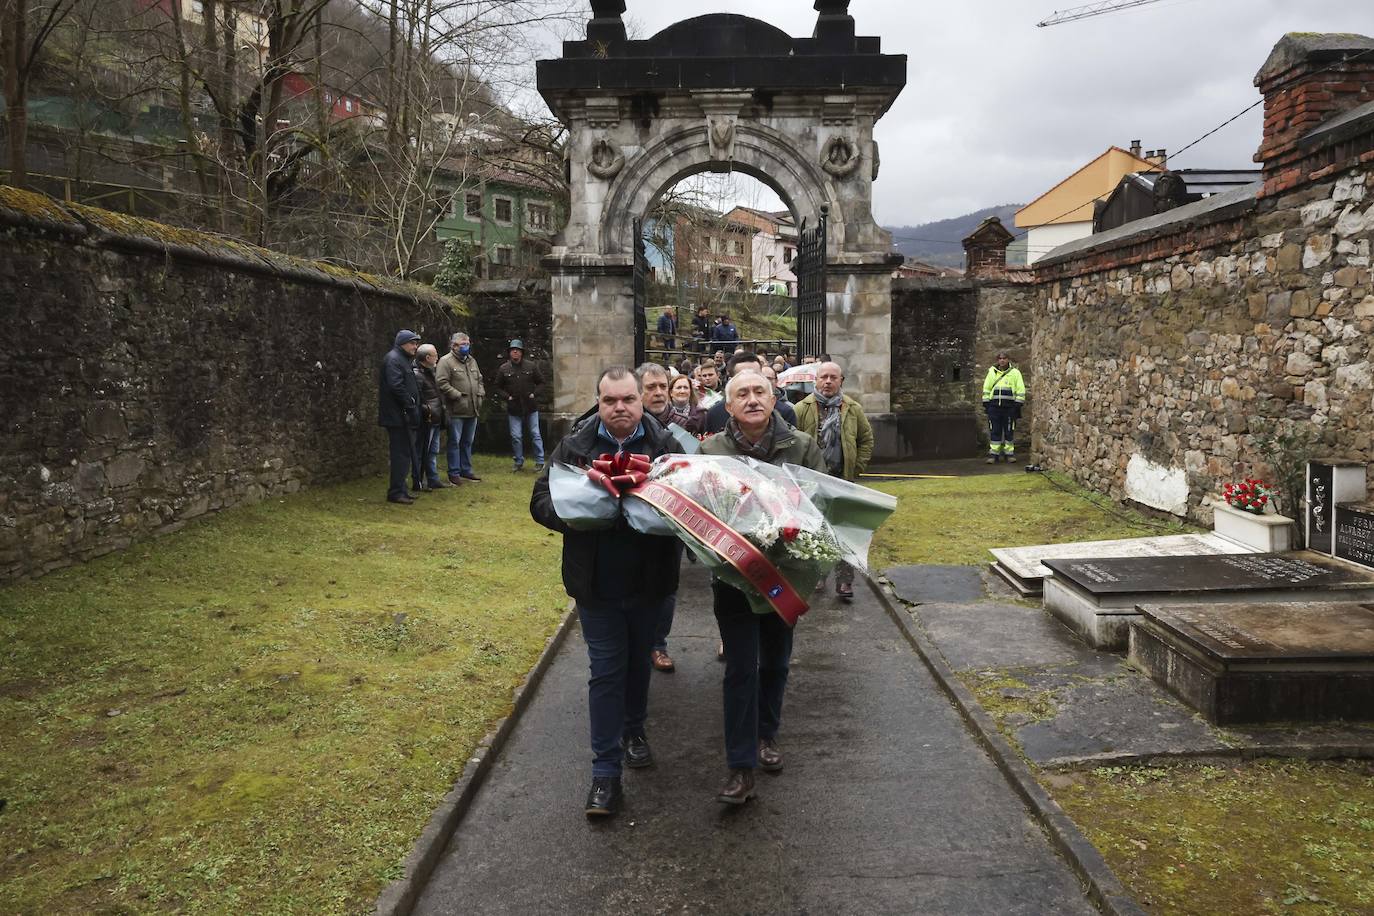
[1036,0,1169,27]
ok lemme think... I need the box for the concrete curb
[866,576,1147,916]
[1040,742,1374,771]
[373,603,579,916]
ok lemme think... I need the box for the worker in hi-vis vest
[981,352,1026,464]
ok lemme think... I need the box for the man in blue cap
[378,330,422,503]
[495,339,546,472]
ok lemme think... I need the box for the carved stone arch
[600,122,844,259]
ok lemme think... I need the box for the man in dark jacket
[703,352,797,433]
[378,329,422,504]
[711,314,740,345]
[691,306,712,353]
[530,367,682,818]
[495,339,546,472]
[700,370,825,805]
[655,307,677,350]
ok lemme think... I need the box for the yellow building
[1016,144,1163,264]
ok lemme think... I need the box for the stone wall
[974,280,1037,454]
[1031,166,1373,522]
[463,279,556,450]
[0,187,460,582]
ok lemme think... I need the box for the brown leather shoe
[758,738,783,772]
[651,649,675,672]
[716,768,755,805]
[836,581,854,602]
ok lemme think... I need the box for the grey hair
[635,361,669,383]
[451,331,470,345]
[417,343,438,360]
[724,370,772,402]
[597,365,642,394]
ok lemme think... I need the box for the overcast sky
[529,0,1370,227]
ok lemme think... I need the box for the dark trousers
[386,426,415,500]
[651,592,676,653]
[986,404,1017,455]
[713,581,794,770]
[577,594,660,777]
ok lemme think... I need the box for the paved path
[414,564,1097,915]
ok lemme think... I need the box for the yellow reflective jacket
[982,366,1025,406]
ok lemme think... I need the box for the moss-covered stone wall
[0,187,462,581]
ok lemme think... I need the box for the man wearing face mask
[530,367,683,818]
[794,360,874,601]
[436,332,485,484]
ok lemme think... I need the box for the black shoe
[460,472,482,481]
[716,768,755,805]
[623,735,653,769]
[427,478,452,489]
[585,776,623,817]
[387,495,415,505]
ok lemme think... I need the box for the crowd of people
[377,325,1028,819]
[376,331,548,504]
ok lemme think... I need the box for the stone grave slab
[1307,461,1366,555]
[988,533,1248,596]
[1335,502,1374,570]
[883,565,987,605]
[1129,601,1374,724]
[1041,552,1374,651]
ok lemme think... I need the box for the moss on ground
[960,671,1059,728]
[1056,761,1374,915]
[0,455,564,914]
[868,471,1195,568]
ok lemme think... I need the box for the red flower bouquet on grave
[1222,478,1273,515]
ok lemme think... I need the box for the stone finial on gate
[587,0,627,45]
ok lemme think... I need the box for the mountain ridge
[884,204,1024,268]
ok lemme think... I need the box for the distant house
[1015,142,1163,264]
[1093,169,1261,233]
[434,161,562,279]
[726,206,799,297]
[671,208,758,293]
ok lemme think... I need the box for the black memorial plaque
[1043,552,1374,596]
[1140,602,1374,662]
[1308,462,1335,554]
[1335,503,1374,570]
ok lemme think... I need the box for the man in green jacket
[981,352,1026,464]
[435,332,485,484]
[794,360,874,601]
[701,371,826,806]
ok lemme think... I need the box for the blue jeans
[652,593,676,653]
[508,412,545,467]
[577,595,658,778]
[413,425,441,486]
[713,581,794,770]
[446,416,478,477]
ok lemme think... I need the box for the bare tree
[1,0,79,187]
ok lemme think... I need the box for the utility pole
[1036,0,1168,27]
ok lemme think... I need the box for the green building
[434,164,563,279]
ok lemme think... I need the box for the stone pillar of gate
[538,2,906,428]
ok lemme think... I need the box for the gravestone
[1129,601,1374,724]
[1335,503,1374,569]
[1306,461,1367,554]
[1041,552,1374,651]
[988,532,1249,596]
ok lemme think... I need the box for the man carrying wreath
[530,367,682,818]
[700,371,826,805]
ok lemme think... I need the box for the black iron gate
[633,216,648,367]
[795,207,828,359]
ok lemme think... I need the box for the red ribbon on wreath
[586,451,652,497]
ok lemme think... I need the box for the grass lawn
[868,470,1195,568]
[1058,761,1374,914]
[0,454,567,914]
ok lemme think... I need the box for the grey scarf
[725,416,776,461]
[815,391,845,475]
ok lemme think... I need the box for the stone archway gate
[536,0,906,428]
